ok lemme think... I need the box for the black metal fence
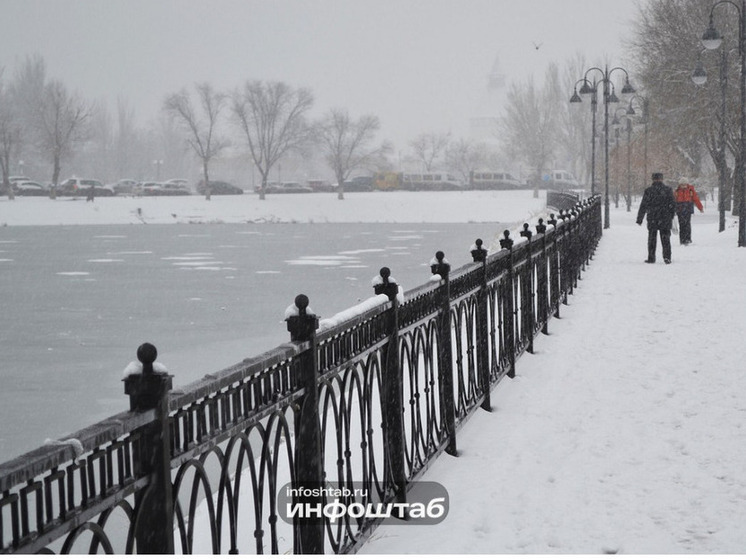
[0,196,602,555]
[547,190,581,211]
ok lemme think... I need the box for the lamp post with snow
[570,78,599,197]
[699,0,746,245]
[153,159,163,181]
[626,95,649,210]
[571,65,635,229]
[611,107,634,212]
[693,43,739,234]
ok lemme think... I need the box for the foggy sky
[0,0,641,150]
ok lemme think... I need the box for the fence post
[123,342,175,555]
[519,224,535,354]
[373,269,407,502]
[470,240,491,411]
[430,252,457,456]
[535,219,550,335]
[499,231,516,379]
[286,294,323,555]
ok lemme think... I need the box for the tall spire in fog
[469,53,507,145]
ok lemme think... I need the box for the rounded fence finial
[295,294,310,315]
[137,342,157,375]
[379,267,391,281]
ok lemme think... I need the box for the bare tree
[0,69,22,199]
[445,138,488,184]
[500,71,559,190]
[316,109,390,199]
[164,83,228,200]
[409,131,451,172]
[231,81,313,200]
[37,80,91,192]
[630,0,739,215]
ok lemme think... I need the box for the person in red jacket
[674,177,704,245]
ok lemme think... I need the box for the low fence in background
[0,196,602,555]
[546,190,581,211]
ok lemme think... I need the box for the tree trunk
[259,174,268,201]
[336,172,345,200]
[203,162,211,201]
[52,153,61,191]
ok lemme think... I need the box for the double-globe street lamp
[692,46,735,232]
[570,65,635,229]
[610,96,649,213]
[699,0,746,246]
[626,95,650,209]
[570,78,599,197]
[611,107,633,212]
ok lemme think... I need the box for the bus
[470,171,523,190]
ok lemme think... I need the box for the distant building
[469,54,508,147]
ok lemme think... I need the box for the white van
[544,170,580,190]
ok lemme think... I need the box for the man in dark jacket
[637,172,676,264]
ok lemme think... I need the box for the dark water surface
[0,221,498,460]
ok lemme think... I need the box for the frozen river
[0,221,496,461]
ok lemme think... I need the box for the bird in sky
[532,41,543,50]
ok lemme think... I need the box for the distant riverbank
[0,190,547,227]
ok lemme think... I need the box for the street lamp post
[701,0,746,245]
[571,65,635,229]
[693,46,736,233]
[153,159,163,181]
[570,78,599,196]
[611,107,633,212]
[626,95,649,211]
[614,108,632,212]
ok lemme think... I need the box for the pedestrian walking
[674,177,704,245]
[636,172,676,264]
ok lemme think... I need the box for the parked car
[342,175,374,192]
[139,181,164,196]
[159,180,191,196]
[1,176,32,196]
[58,178,114,197]
[262,181,313,194]
[12,180,50,196]
[162,178,191,193]
[197,180,243,195]
[111,179,139,195]
[307,179,334,192]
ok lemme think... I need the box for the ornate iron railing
[0,196,601,555]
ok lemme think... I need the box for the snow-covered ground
[361,203,746,554]
[0,190,546,227]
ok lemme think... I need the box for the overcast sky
[0,0,642,150]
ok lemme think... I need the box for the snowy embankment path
[362,204,746,554]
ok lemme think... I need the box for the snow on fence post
[285,294,324,554]
[557,211,573,305]
[122,342,175,554]
[430,251,457,456]
[547,213,562,319]
[373,268,407,503]
[519,224,535,354]
[499,231,517,379]
[470,239,492,412]
[535,218,550,336]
